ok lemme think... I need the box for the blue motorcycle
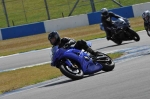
[51,42,115,80]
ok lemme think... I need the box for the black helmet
[48,31,61,46]
[101,8,109,17]
[142,10,150,22]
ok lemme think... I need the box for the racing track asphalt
[0,30,149,72]
[0,30,150,99]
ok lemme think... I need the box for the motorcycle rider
[101,8,123,40]
[48,31,99,66]
[142,10,150,32]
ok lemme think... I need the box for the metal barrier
[0,2,150,40]
[0,0,149,28]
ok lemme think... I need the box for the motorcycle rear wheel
[113,39,122,45]
[59,59,83,80]
[111,30,122,45]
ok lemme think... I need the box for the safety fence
[0,2,150,40]
[0,0,149,28]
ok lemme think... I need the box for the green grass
[0,52,123,94]
[0,0,149,28]
[0,64,62,94]
[107,52,123,59]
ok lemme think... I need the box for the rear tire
[111,31,122,45]
[112,39,122,45]
[59,60,83,80]
[114,40,122,45]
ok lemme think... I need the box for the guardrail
[0,2,150,40]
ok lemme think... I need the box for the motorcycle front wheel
[59,59,83,80]
[147,28,150,37]
[128,28,140,41]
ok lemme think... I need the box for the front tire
[146,29,150,37]
[59,60,83,80]
[128,28,140,41]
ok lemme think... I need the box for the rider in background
[101,8,123,40]
[142,10,150,32]
[48,31,99,66]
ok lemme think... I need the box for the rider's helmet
[48,31,61,46]
[142,10,150,22]
[101,8,109,17]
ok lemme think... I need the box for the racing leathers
[51,37,97,66]
[101,12,122,40]
[142,11,150,32]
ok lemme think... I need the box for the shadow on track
[96,41,134,50]
[40,71,108,88]
[40,79,73,88]
[84,71,106,78]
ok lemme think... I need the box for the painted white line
[0,53,20,59]
[138,30,145,33]
[0,61,50,73]
[0,47,141,73]
[0,49,120,73]
[0,76,66,97]
[0,30,147,73]
[0,48,51,59]
[2,44,150,73]
[0,56,142,98]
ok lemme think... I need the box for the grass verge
[0,64,62,94]
[0,52,123,94]
[0,17,145,56]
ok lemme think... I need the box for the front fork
[65,59,73,67]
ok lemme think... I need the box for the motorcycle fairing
[53,48,103,74]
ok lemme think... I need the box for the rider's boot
[86,47,99,56]
[106,32,112,40]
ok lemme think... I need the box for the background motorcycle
[51,42,115,80]
[100,18,140,45]
[146,24,150,37]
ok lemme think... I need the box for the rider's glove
[64,42,70,48]
[64,40,76,48]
